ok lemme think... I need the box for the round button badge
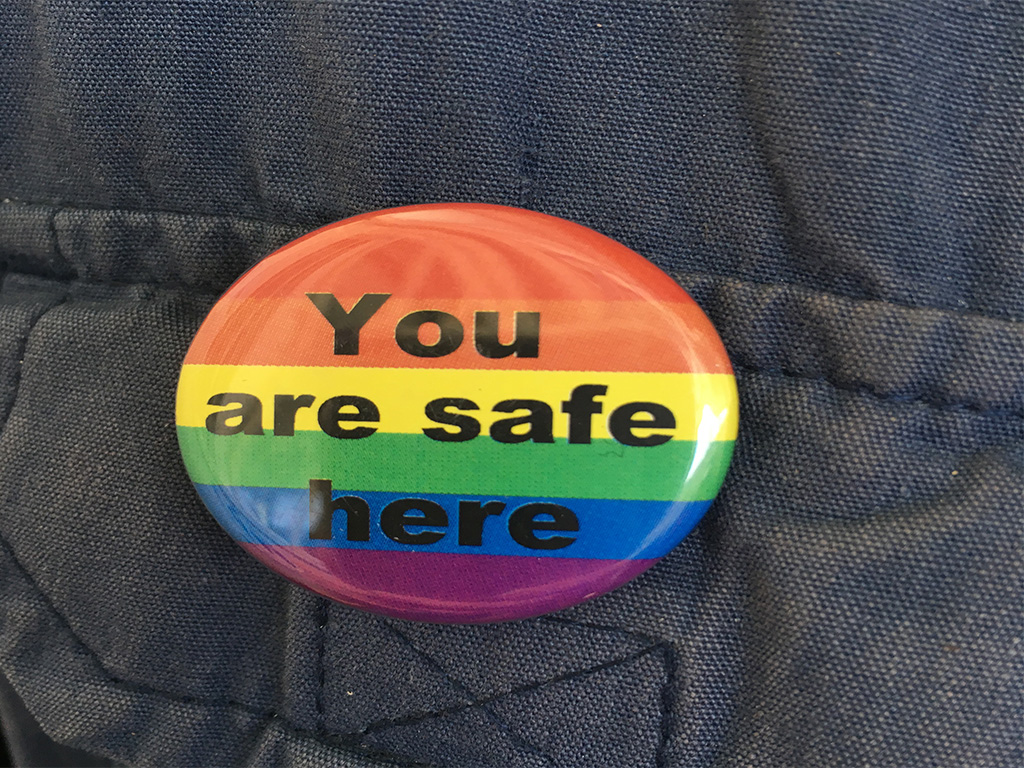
[177,204,737,623]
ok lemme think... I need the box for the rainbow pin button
[176,204,737,623]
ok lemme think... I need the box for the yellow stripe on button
[176,364,738,442]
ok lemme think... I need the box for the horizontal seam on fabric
[2,198,1020,324]
[0,283,1019,421]
[735,364,1024,420]
[0,270,224,298]
[0,289,1016,419]
[670,269,1022,325]
[1,198,299,230]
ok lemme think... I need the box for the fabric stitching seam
[0,527,666,763]
[733,364,1024,420]
[379,622,557,765]
[542,616,677,766]
[654,644,677,768]
[315,598,329,736]
[0,276,1016,418]
[0,530,490,767]
[0,294,69,433]
[344,645,665,738]
[2,199,1020,324]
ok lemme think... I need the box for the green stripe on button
[177,427,734,503]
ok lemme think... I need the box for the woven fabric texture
[0,2,1021,766]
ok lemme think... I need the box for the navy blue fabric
[0,672,117,768]
[0,2,1021,766]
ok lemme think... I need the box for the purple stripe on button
[241,543,660,623]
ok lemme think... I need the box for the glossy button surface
[176,204,737,623]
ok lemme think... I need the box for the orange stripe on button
[183,296,733,373]
[221,207,692,302]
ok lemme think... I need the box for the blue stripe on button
[196,484,712,560]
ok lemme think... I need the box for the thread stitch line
[0,298,426,768]
[0,532,426,767]
[0,293,69,429]
[542,614,679,765]
[344,645,665,738]
[0,525,658,764]
[0,272,1015,420]
[381,621,556,766]
[315,598,329,736]
[734,364,1024,420]
[654,644,678,768]
[2,198,1019,324]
